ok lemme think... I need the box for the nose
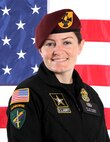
[53,45,63,55]
[53,44,63,56]
[53,43,63,52]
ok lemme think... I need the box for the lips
[51,58,68,62]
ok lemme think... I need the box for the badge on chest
[49,93,71,114]
[80,88,101,116]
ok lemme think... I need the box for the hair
[74,31,82,44]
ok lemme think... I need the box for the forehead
[46,32,76,40]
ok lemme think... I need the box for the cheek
[40,48,53,58]
[41,52,51,61]
[68,49,78,57]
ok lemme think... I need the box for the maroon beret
[35,9,81,49]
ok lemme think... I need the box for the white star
[31,37,35,44]
[55,95,65,106]
[1,6,11,15]
[2,65,12,75]
[17,50,26,59]
[31,64,39,73]
[31,4,41,14]
[2,36,11,46]
[16,20,26,30]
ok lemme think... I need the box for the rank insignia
[10,108,26,129]
[80,88,90,102]
[49,93,71,113]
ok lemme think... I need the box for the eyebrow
[62,37,74,40]
[46,36,74,41]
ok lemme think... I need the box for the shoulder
[83,83,104,108]
[16,73,43,90]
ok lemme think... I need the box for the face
[39,32,84,74]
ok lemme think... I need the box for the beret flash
[35,9,81,49]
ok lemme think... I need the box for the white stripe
[0,86,16,106]
[0,128,109,142]
[76,42,110,65]
[108,130,110,138]
[0,86,110,108]
[47,0,110,20]
[0,129,8,142]
[92,86,110,108]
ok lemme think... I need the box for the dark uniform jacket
[7,62,110,142]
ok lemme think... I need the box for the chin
[50,68,71,74]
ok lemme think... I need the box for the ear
[38,48,43,57]
[78,39,85,55]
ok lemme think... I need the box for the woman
[7,9,110,142]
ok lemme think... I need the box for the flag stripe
[92,86,110,108]
[75,65,110,86]
[81,20,110,42]
[0,86,16,106]
[48,0,110,20]
[1,86,110,108]
[104,108,110,129]
[76,42,110,65]
[0,107,7,128]
[0,129,7,142]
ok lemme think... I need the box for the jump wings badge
[80,88,90,102]
[49,93,71,113]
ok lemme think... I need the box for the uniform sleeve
[92,89,110,142]
[86,85,110,142]
[6,88,43,142]
[96,116,110,142]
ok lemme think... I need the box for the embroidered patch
[80,99,101,116]
[49,93,71,113]
[10,88,29,105]
[10,108,26,129]
[11,104,25,111]
[58,11,73,29]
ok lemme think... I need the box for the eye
[45,42,56,47]
[63,41,72,45]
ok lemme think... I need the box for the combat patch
[10,108,26,129]
[49,93,71,113]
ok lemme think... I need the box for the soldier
[7,9,110,142]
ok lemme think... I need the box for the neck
[55,71,73,84]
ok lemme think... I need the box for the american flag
[10,88,29,105]
[0,0,110,141]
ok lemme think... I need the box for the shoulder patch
[10,108,26,129]
[10,88,30,105]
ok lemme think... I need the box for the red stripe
[75,65,110,86]
[0,107,110,129]
[81,20,110,42]
[104,108,110,129]
[0,107,7,128]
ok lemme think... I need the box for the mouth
[51,58,68,62]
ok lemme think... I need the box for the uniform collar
[37,62,84,89]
